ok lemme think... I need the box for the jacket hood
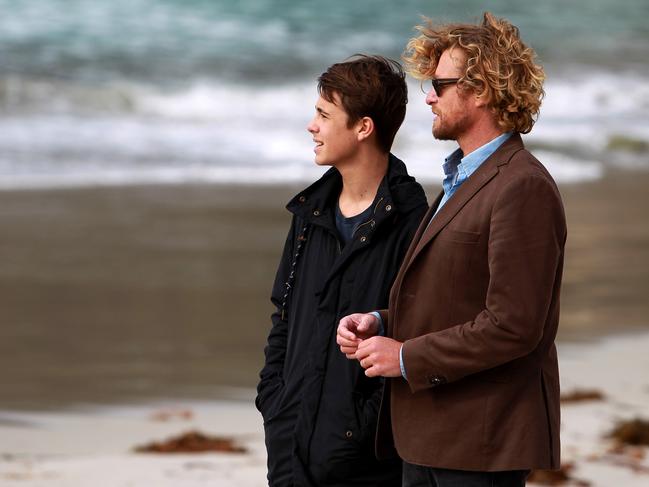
[286,153,426,219]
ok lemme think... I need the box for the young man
[256,55,427,486]
[338,13,567,487]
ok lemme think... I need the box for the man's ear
[474,93,488,108]
[357,116,375,142]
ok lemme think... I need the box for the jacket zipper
[351,197,384,239]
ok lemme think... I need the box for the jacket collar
[286,153,425,236]
[286,154,425,295]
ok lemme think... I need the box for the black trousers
[402,462,530,487]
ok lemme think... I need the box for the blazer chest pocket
[439,228,481,244]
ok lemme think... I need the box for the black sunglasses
[427,78,461,94]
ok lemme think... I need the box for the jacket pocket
[439,228,481,244]
[256,379,285,423]
[308,392,375,484]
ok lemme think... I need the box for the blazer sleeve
[403,173,567,393]
[255,216,297,413]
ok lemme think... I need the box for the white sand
[0,400,267,486]
[1,333,649,487]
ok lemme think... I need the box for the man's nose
[306,118,318,133]
[426,87,439,105]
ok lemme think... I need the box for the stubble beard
[432,117,455,141]
[432,111,468,142]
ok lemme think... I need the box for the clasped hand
[336,313,402,378]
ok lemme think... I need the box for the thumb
[356,314,375,332]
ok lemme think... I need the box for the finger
[364,364,378,378]
[337,322,357,341]
[356,336,376,352]
[337,335,359,347]
[340,346,358,355]
[354,347,371,361]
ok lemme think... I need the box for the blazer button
[385,204,392,212]
[313,210,320,216]
[429,376,446,386]
[360,236,367,243]
[345,430,353,438]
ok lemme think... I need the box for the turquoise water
[1,0,648,187]
[2,0,648,81]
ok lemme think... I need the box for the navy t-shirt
[335,203,373,246]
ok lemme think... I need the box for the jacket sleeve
[403,174,567,393]
[255,216,297,413]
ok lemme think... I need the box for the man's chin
[433,131,452,141]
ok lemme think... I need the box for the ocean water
[1,0,648,189]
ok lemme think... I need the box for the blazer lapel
[404,133,525,271]
[400,191,442,270]
[387,191,442,336]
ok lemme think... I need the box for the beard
[432,111,470,141]
[431,92,473,141]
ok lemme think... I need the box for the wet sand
[0,172,648,409]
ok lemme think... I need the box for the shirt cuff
[370,311,384,336]
[399,344,408,380]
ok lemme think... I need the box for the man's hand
[355,336,402,378]
[337,313,380,358]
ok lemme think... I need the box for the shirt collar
[443,132,512,181]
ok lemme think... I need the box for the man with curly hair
[337,12,566,487]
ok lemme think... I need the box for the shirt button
[385,205,392,212]
[360,236,367,243]
[298,195,306,203]
[313,210,320,216]
[345,430,353,438]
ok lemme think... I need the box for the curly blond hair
[403,12,545,134]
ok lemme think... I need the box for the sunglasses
[428,78,461,94]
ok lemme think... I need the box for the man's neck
[337,151,389,218]
[456,115,504,156]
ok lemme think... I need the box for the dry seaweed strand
[608,418,649,446]
[527,463,591,486]
[134,430,247,454]
[560,389,605,403]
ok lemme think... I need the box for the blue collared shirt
[399,132,512,380]
[434,132,512,217]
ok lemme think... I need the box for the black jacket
[256,155,427,486]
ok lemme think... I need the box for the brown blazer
[377,133,566,471]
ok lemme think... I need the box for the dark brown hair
[317,55,407,153]
[403,12,545,134]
